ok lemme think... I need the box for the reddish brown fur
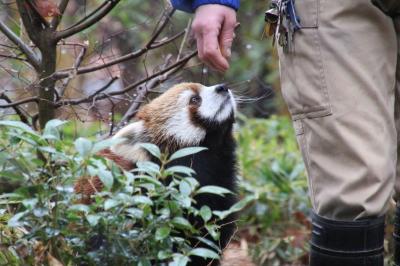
[75,83,204,203]
[97,149,134,170]
[137,82,203,149]
[74,149,134,203]
[74,176,104,204]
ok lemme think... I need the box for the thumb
[219,18,236,58]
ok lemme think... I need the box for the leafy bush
[0,120,241,266]
[235,115,310,265]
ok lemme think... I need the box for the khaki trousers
[278,0,400,220]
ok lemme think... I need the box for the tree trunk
[37,29,57,129]
[15,0,57,129]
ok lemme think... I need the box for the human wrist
[192,0,240,11]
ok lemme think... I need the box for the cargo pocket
[277,0,332,121]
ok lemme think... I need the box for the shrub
[235,115,310,265]
[0,120,242,266]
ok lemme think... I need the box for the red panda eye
[189,95,201,105]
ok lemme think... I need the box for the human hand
[192,4,237,72]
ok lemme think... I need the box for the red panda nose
[215,84,229,94]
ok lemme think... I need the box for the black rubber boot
[310,212,385,266]
[394,204,400,266]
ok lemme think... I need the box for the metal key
[264,0,301,52]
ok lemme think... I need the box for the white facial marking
[165,90,206,146]
[111,121,150,162]
[198,85,235,122]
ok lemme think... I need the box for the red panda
[77,82,238,266]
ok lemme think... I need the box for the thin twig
[144,8,175,48]
[0,95,38,108]
[52,27,184,80]
[118,51,197,95]
[177,19,191,62]
[0,92,30,124]
[0,21,40,69]
[50,0,70,28]
[58,41,88,48]
[59,1,108,32]
[55,0,121,41]
[57,50,196,106]
[0,53,27,61]
[57,45,87,99]
[56,76,118,107]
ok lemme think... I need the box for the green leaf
[155,226,171,241]
[135,161,160,174]
[0,121,38,136]
[225,195,255,214]
[171,217,192,230]
[169,254,189,266]
[74,137,93,157]
[135,175,163,186]
[179,179,192,197]
[169,147,207,161]
[22,198,38,209]
[92,137,126,154]
[0,152,7,165]
[188,248,219,259]
[157,250,172,260]
[68,204,90,214]
[98,169,113,189]
[0,171,25,181]
[132,195,153,206]
[195,237,221,252]
[138,259,151,266]
[125,208,144,218]
[33,207,48,217]
[199,206,212,222]
[86,214,101,226]
[140,143,161,159]
[205,224,220,240]
[196,186,233,196]
[213,195,256,220]
[183,177,199,189]
[177,195,191,208]
[8,211,27,227]
[38,146,58,154]
[165,166,195,176]
[43,119,68,140]
[104,199,120,210]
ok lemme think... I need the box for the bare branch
[56,76,119,107]
[150,30,185,49]
[116,80,157,128]
[57,45,87,99]
[116,51,196,97]
[116,54,189,128]
[52,30,185,79]
[0,96,38,108]
[177,19,192,62]
[0,92,30,124]
[144,8,175,48]
[57,51,197,106]
[0,53,27,62]
[55,0,121,41]
[60,1,109,32]
[0,21,40,69]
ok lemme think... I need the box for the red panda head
[110,82,236,164]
